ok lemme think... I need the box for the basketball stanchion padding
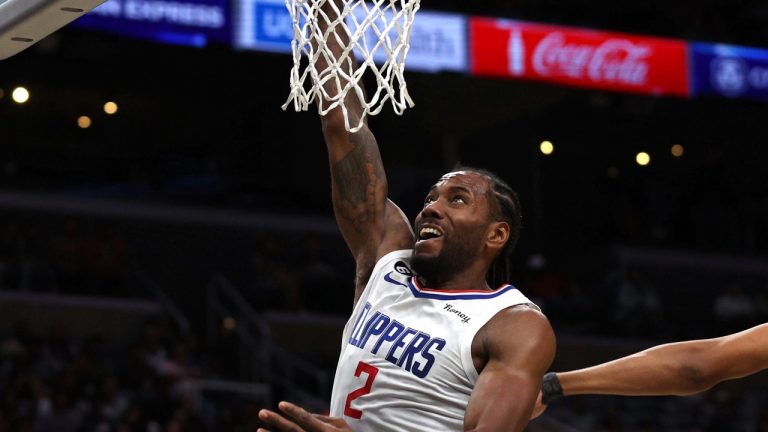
[282,0,420,132]
[0,0,108,61]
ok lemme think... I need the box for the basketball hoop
[282,0,420,132]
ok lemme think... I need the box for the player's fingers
[530,392,546,419]
[313,414,346,427]
[279,401,328,430]
[259,408,305,432]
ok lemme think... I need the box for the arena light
[636,152,651,166]
[11,86,28,103]
[222,317,236,331]
[539,140,554,155]
[671,144,684,157]
[77,115,91,129]
[103,101,118,114]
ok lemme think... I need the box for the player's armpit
[464,307,556,432]
[348,199,415,304]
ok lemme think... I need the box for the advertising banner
[234,0,292,53]
[470,17,690,97]
[346,9,467,73]
[73,0,231,47]
[236,1,467,73]
[691,42,768,101]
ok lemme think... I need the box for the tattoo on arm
[331,133,385,228]
[333,148,369,207]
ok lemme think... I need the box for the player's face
[411,171,495,281]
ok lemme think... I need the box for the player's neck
[416,271,491,292]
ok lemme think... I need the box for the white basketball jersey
[329,249,538,431]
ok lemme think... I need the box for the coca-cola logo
[531,32,651,86]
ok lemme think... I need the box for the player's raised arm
[464,306,556,431]
[314,0,413,300]
[533,323,768,418]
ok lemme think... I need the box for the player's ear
[487,221,510,250]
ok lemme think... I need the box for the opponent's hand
[258,401,352,432]
[530,391,547,420]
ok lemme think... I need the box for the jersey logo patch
[384,271,407,288]
[394,261,413,276]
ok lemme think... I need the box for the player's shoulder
[494,303,551,329]
[483,304,554,346]
[474,303,555,368]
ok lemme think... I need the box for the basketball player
[257,0,555,430]
[532,323,768,419]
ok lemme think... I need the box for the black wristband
[541,372,563,404]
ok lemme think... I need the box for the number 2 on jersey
[344,361,379,419]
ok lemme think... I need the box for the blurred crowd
[0,318,262,432]
[522,257,768,341]
[0,217,129,297]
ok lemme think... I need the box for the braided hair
[451,165,522,288]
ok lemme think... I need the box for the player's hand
[258,401,352,432]
[530,391,547,419]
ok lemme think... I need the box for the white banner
[235,0,467,73]
[347,8,467,73]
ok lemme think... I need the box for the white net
[282,0,420,132]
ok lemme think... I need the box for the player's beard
[411,226,486,287]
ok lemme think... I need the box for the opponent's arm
[464,307,556,432]
[548,323,768,400]
[316,0,413,299]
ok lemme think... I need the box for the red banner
[470,18,690,97]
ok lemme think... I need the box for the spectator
[92,375,130,428]
[33,388,80,432]
[713,282,755,333]
[297,235,347,315]
[753,281,768,322]
[82,224,128,296]
[522,254,567,314]
[50,219,86,294]
[614,268,663,337]
[246,234,302,311]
